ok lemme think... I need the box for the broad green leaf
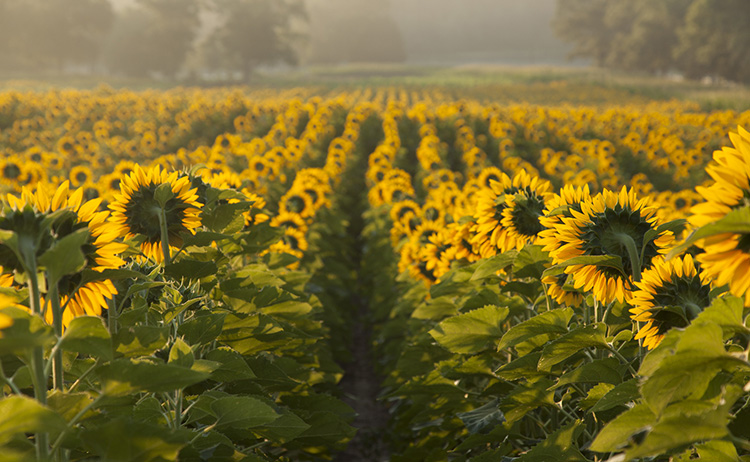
[38,228,89,286]
[205,347,256,381]
[60,316,112,361]
[640,322,749,416]
[590,378,639,413]
[542,255,624,279]
[114,325,169,357]
[495,352,549,381]
[411,296,459,320]
[177,312,226,345]
[553,357,622,388]
[513,245,550,280]
[470,251,518,281]
[164,259,218,280]
[179,231,232,248]
[501,379,557,424]
[211,396,279,429]
[517,421,587,462]
[80,417,189,462]
[255,408,311,442]
[122,282,168,301]
[694,295,749,337]
[590,403,656,453]
[580,383,615,410]
[626,392,736,459]
[98,359,210,396]
[169,338,194,368]
[497,307,574,352]
[538,323,608,370]
[47,390,95,422]
[429,305,509,354]
[259,300,313,319]
[0,307,55,354]
[457,399,505,434]
[429,265,475,298]
[668,207,750,258]
[0,395,66,445]
[202,201,253,233]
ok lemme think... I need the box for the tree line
[0,0,305,80]
[553,0,750,84]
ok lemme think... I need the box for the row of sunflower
[362,95,750,460]
[0,89,371,460]
[2,85,750,460]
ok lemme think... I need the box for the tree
[552,0,614,66]
[674,0,750,83]
[203,0,307,80]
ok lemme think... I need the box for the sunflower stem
[49,282,64,391]
[157,206,171,265]
[26,266,51,460]
[614,232,642,283]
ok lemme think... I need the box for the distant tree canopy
[553,0,750,83]
[0,0,307,79]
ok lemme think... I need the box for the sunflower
[543,187,673,304]
[630,255,711,350]
[108,165,202,263]
[471,170,552,258]
[420,229,454,280]
[686,127,750,303]
[279,189,315,218]
[3,181,127,326]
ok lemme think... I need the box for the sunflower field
[1,83,750,461]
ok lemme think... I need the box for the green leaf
[164,259,218,280]
[0,307,55,354]
[122,282,169,301]
[47,390,95,422]
[177,311,226,345]
[202,201,253,233]
[205,347,256,381]
[457,399,505,434]
[542,255,624,279]
[98,359,210,396]
[80,268,148,285]
[429,305,509,354]
[211,396,280,429]
[154,183,175,208]
[411,296,459,320]
[538,323,608,370]
[590,378,639,413]
[179,231,232,248]
[695,295,750,338]
[501,379,557,424]
[114,325,169,358]
[553,357,622,388]
[589,403,656,453]
[254,408,311,442]
[497,307,574,352]
[626,391,737,459]
[495,352,549,381]
[470,251,518,281]
[0,395,67,445]
[517,421,587,461]
[640,322,749,416]
[668,207,750,259]
[60,315,113,361]
[168,338,194,368]
[80,417,189,462]
[513,245,550,280]
[38,228,89,286]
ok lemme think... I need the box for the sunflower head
[546,187,673,304]
[109,165,202,263]
[630,254,711,349]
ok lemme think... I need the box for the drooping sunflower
[471,170,552,258]
[544,187,673,304]
[108,165,202,263]
[3,181,127,326]
[630,254,711,350]
[689,126,750,304]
